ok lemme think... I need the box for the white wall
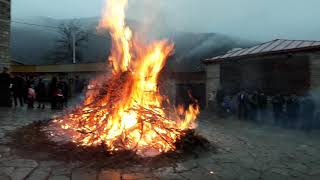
[206,64,220,107]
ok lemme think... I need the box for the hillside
[10,17,254,72]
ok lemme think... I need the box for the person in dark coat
[12,75,25,107]
[286,94,300,128]
[238,91,248,120]
[49,77,58,109]
[36,78,46,109]
[257,91,268,123]
[272,94,285,126]
[74,75,84,94]
[248,92,259,122]
[300,94,315,132]
[314,112,320,129]
[0,67,12,107]
[57,77,69,108]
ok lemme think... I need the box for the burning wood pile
[43,0,206,157]
[11,120,211,167]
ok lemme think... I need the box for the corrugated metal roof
[206,39,320,62]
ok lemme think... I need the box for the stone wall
[205,64,220,106]
[0,0,11,68]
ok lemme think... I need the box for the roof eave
[203,45,320,64]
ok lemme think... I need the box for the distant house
[203,39,320,106]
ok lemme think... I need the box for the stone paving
[0,106,320,180]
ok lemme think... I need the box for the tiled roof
[205,39,320,63]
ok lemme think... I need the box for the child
[54,88,64,110]
[27,84,36,108]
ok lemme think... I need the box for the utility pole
[72,31,76,64]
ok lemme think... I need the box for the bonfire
[50,0,200,157]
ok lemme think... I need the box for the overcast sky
[12,0,320,41]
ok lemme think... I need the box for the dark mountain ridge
[10,17,254,72]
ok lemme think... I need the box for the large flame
[52,0,199,157]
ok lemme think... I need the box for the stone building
[204,39,320,106]
[0,0,11,68]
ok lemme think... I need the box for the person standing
[58,77,69,108]
[314,112,320,129]
[222,96,232,114]
[0,67,12,107]
[24,76,35,103]
[12,75,25,107]
[272,94,284,126]
[49,77,58,109]
[257,91,268,123]
[238,91,248,120]
[74,75,84,94]
[27,84,36,108]
[248,92,259,122]
[36,78,46,109]
[301,94,315,132]
[286,94,300,128]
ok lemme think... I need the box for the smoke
[126,0,173,40]
[125,0,320,41]
[12,0,320,41]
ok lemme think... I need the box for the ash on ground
[8,120,216,169]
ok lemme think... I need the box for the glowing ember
[51,0,200,157]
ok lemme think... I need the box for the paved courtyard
[0,107,320,180]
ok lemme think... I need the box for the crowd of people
[215,89,319,132]
[0,67,86,110]
[2,66,320,132]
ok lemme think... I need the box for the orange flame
[52,0,200,157]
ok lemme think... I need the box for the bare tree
[50,20,88,64]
